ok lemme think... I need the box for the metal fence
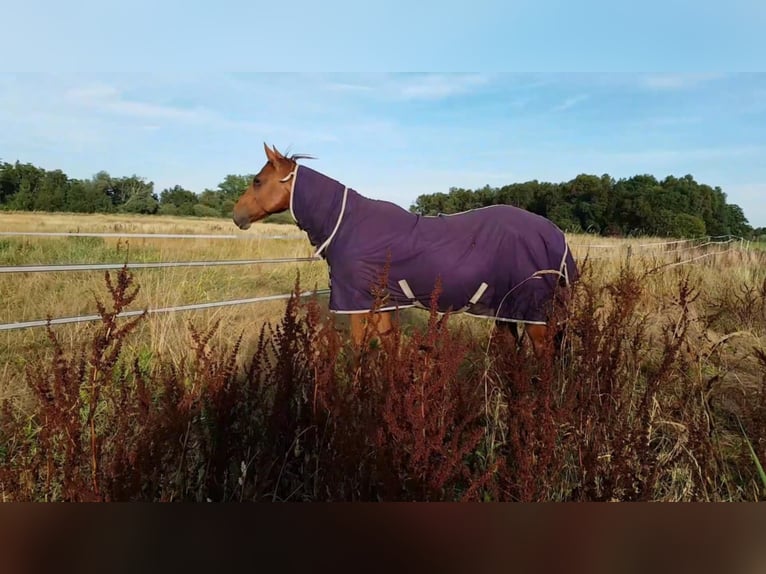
[0,230,322,331]
[0,231,751,332]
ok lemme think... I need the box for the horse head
[232,143,298,230]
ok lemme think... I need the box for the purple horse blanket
[290,165,578,324]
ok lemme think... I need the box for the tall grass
[0,213,323,396]
[1,212,764,501]
[1,262,764,501]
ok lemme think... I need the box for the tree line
[410,173,762,239]
[1,160,762,238]
[0,160,294,224]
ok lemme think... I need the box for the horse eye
[253,177,260,186]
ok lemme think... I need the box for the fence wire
[0,231,304,240]
[0,257,320,274]
[0,233,752,331]
[0,289,330,332]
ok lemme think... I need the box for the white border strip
[0,257,320,274]
[288,164,300,222]
[0,289,330,332]
[313,187,349,258]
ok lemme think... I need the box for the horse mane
[289,154,316,162]
[281,146,316,163]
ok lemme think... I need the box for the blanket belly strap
[397,279,490,313]
[469,282,489,305]
[397,279,428,309]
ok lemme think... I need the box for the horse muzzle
[232,209,252,230]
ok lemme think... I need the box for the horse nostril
[232,210,249,230]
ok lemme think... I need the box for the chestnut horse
[233,144,578,355]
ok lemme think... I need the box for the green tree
[66,179,113,212]
[673,214,707,237]
[158,204,180,216]
[10,178,35,210]
[0,161,18,205]
[220,199,236,218]
[410,191,449,215]
[198,189,222,210]
[217,174,251,202]
[122,189,160,214]
[160,185,197,216]
[564,174,610,233]
[89,171,118,210]
[548,203,580,232]
[192,204,220,218]
[113,176,154,208]
[33,169,68,211]
[527,182,563,219]
[264,211,297,225]
[497,181,539,210]
[4,162,43,210]
[726,204,752,237]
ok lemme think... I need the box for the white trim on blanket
[329,306,548,325]
[289,163,350,259]
[288,164,300,222]
[560,242,571,286]
[471,314,548,326]
[329,305,415,315]
[313,187,349,258]
[425,204,510,218]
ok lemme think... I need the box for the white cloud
[65,84,120,101]
[65,84,213,123]
[552,94,589,112]
[601,145,764,163]
[640,115,702,127]
[640,73,723,90]
[322,82,374,92]
[390,73,490,100]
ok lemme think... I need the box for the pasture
[0,212,326,391]
[1,211,765,501]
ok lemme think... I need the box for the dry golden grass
[2,211,766,501]
[0,211,326,398]
[1,211,764,403]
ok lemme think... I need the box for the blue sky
[1,1,765,226]
[1,73,765,225]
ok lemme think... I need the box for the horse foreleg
[525,324,549,359]
[494,320,525,351]
[350,311,393,347]
[496,322,554,359]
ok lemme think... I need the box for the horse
[233,144,579,355]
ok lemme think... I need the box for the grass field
[0,212,327,397]
[1,210,765,501]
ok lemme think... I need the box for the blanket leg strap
[469,282,489,305]
[398,279,428,309]
[398,279,489,312]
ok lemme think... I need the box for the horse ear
[263,142,277,163]
[271,145,285,160]
[263,143,285,164]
